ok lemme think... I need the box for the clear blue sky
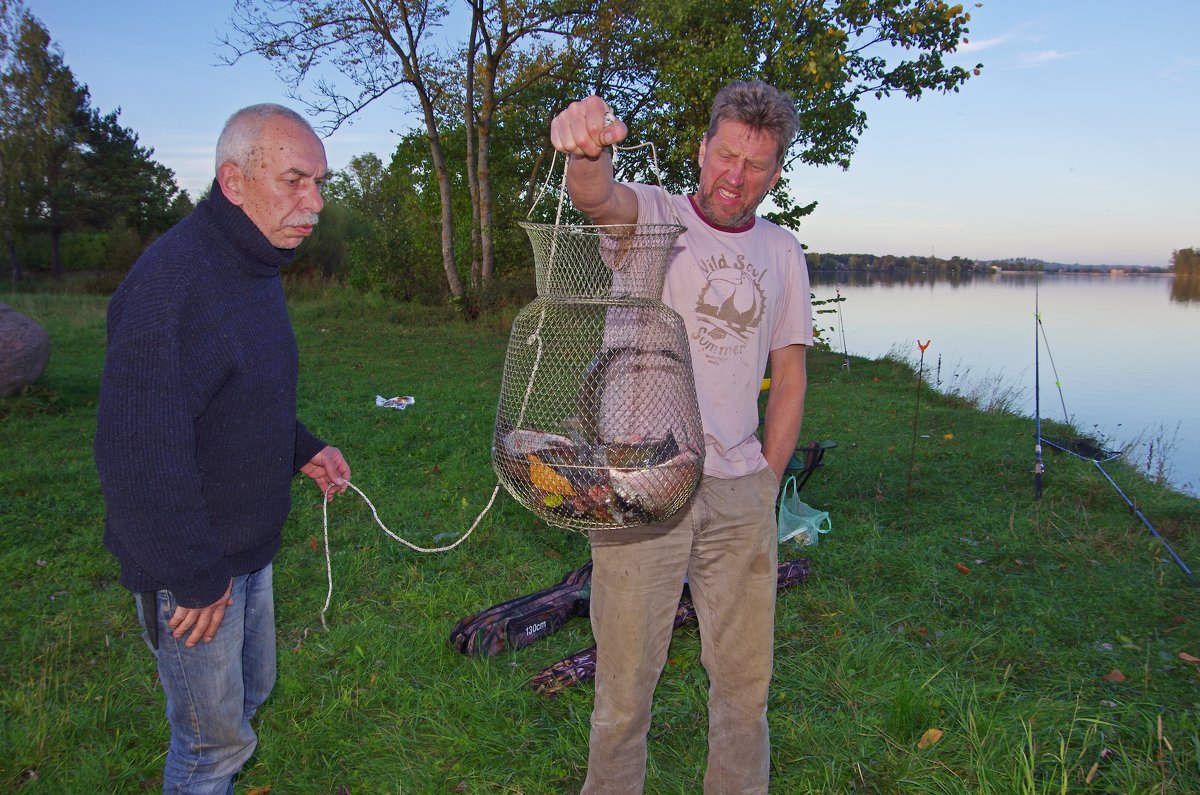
[26,1,1200,268]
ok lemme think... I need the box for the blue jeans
[135,565,277,795]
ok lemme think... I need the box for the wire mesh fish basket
[493,221,704,532]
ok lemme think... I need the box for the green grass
[2,290,1198,793]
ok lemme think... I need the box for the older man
[94,104,350,794]
[549,81,813,794]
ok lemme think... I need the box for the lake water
[808,270,1200,497]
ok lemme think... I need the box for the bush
[10,225,150,276]
[103,221,145,273]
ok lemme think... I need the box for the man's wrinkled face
[229,118,327,249]
[694,119,783,230]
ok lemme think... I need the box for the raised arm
[549,96,640,226]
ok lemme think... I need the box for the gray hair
[706,81,799,167]
[214,103,314,175]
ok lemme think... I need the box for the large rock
[0,303,50,397]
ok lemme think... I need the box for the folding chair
[785,439,837,492]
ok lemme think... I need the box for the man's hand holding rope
[301,445,351,501]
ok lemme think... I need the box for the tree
[327,130,467,301]
[227,0,468,300]
[0,0,38,279]
[78,107,187,237]
[225,0,593,308]
[325,152,388,213]
[571,0,980,229]
[301,152,392,283]
[0,7,89,278]
[226,0,979,301]
[458,0,588,301]
[1172,247,1198,276]
[1,4,187,279]
[1171,247,1200,302]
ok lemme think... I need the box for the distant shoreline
[993,269,1174,277]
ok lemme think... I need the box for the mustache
[284,212,320,227]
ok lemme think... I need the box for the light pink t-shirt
[628,183,814,479]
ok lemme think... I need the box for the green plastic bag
[776,475,831,545]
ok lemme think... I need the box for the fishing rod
[1041,437,1195,581]
[1092,464,1194,579]
[1036,290,1070,424]
[836,287,850,371]
[1034,284,1043,499]
[1033,282,1072,498]
[1034,287,1193,581]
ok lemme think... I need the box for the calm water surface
[809,271,1200,497]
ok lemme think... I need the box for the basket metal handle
[530,111,682,228]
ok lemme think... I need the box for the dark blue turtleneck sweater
[95,181,325,608]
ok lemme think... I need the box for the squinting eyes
[286,178,325,191]
[719,153,768,170]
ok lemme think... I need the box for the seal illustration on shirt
[692,254,767,364]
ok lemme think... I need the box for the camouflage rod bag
[528,557,812,696]
[448,560,593,658]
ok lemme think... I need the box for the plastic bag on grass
[777,474,831,545]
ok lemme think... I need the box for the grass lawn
[2,288,1198,793]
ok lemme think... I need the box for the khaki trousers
[581,468,780,794]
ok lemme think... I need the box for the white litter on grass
[375,395,415,410]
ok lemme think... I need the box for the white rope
[607,139,685,229]
[528,140,681,227]
[526,149,565,222]
[317,480,501,630]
